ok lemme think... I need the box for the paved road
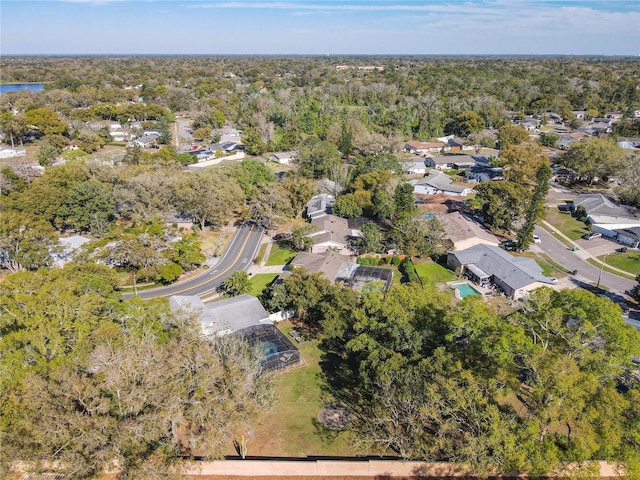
[126,224,264,300]
[533,225,636,295]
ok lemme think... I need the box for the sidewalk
[541,220,634,277]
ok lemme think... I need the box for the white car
[532,235,541,244]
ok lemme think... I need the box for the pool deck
[448,280,493,300]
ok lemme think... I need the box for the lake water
[0,83,44,94]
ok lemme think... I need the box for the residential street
[125,223,264,300]
[532,225,636,295]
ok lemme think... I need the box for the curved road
[126,223,264,300]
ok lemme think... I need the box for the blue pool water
[454,282,481,298]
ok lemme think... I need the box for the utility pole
[596,253,609,290]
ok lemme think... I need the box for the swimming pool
[452,282,481,299]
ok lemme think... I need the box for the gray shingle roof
[170,294,270,335]
[573,194,636,219]
[449,244,554,290]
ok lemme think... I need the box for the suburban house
[169,294,272,336]
[169,294,299,371]
[132,133,160,148]
[404,141,445,155]
[557,132,586,150]
[571,194,640,237]
[0,146,27,158]
[545,112,563,125]
[439,212,501,251]
[269,151,297,164]
[307,214,360,255]
[403,159,428,175]
[617,137,640,149]
[614,227,640,248]
[107,122,126,142]
[305,194,335,220]
[516,118,540,131]
[437,135,474,152]
[165,214,195,232]
[217,127,242,143]
[411,170,472,197]
[285,251,393,291]
[447,244,557,299]
[424,155,481,171]
[50,235,91,267]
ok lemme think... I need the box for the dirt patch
[318,404,355,430]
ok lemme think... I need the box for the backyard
[413,259,457,287]
[228,320,356,457]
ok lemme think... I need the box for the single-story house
[571,194,638,235]
[545,112,563,124]
[0,146,27,158]
[132,133,160,148]
[218,127,242,143]
[516,118,540,131]
[307,214,360,255]
[51,235,91,267]
[405,141,445,155]
[440,212,501,251]
[286,251,393,291]
[411,170,472,197]
[447,244,557,299]
[424,155,478,170]
[305,194,335,220]
[403,159,428,175]
[557,132,586,150]
[165,214,195,231]
[169,294,299,371]
[614,227,640,248]
[617,137,640,149]
[437,135,474,152]
[170,294,272,336]
[269,151,297,164]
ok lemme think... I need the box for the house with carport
[411,170,472,197]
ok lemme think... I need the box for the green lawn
[265,242,297,266]
[245,321,355,457]
[247,273,279,296]
[414,260,457,286]
[587,258,636,280]
[543,207,590,241]
[599,251,640,276]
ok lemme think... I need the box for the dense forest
[1,56,640,478]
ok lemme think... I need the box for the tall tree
[173,169,243,230]
[500,143,549,185]
[1,266,273,478]
[474,181,531,233]
[516,163,552,250]
[0,211,59,271]
[560,137,623,184]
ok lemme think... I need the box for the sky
[1,0,639,56]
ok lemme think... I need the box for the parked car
[616,247,628,253]
[549,277,558,284]
[532,235,541,244]
[582,232,602,240]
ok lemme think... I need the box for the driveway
[574,236,620,257]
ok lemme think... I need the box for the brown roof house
[440,212,500,251]
[285,251,393,291]
[307,214,360,255]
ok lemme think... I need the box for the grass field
[236,321,355,457]
[265,243,297,266]
[247,273,279,296]
[543,207,590,241]
[599,251,640,276]
[413,261,457,286]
